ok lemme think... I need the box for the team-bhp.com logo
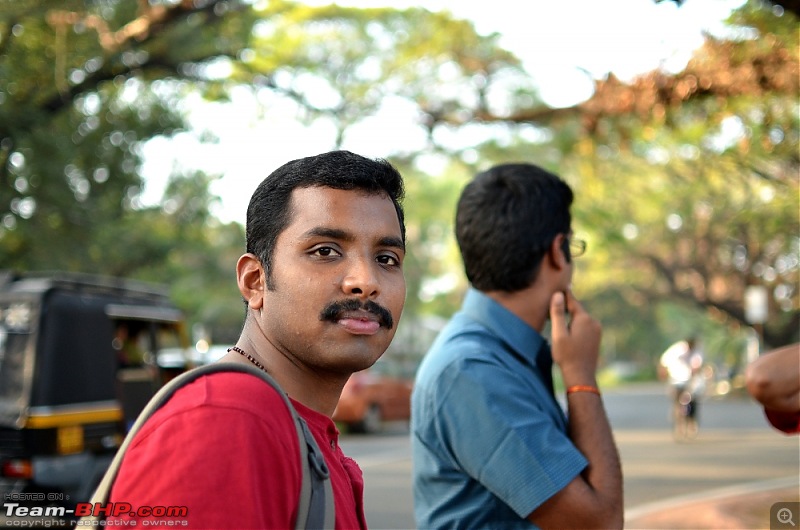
[3,500,188,527]
[74,502,188,519]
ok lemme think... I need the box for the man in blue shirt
[412,163,623,529]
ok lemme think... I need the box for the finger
[550,291,568,339]
[564,289,585,317]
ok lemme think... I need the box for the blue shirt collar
[460,288,551,372]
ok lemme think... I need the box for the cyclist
[659,337,705,438]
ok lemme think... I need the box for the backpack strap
[82,362,334,529]
[299,416,336,529]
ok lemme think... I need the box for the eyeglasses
[568,236,587,258]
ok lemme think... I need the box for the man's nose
[341,257,379,298]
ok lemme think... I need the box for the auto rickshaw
[0,271,189,504]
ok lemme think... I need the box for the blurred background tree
[1,0,797,375]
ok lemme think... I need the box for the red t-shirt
[107,372,367,529]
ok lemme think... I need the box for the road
[340,383,800,529]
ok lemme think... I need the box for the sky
[139,0,746,224]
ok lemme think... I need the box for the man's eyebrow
[379,236,405,253]
[303,227,405,252]
[304,227,352,241]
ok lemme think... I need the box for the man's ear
[237,253,266,311]
[548,233,569,271]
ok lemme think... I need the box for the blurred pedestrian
[745,342,800,434]
[659,337,705,437]
[107,150,407,528]
[411,163,623,529]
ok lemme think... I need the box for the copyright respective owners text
[773,502,800,530]
[3,494,189,527]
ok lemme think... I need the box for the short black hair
[246,150,405,288]
[455,163,573,292]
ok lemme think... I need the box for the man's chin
[336,349,387,375]
[353,352,385,372]
[318,330,394,371]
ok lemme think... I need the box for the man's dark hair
[455,163,573,292]
[246,150,405,288]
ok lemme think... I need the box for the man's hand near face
[527,290,623,529]
[550,290,602,389]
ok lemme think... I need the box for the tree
[0,1,265,342]
[0,1,256,270]
[568,1,800,350]
[427,0,799,352]
[0,1,523,345]
[3,0,796,358]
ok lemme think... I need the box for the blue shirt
[411,289,588,529]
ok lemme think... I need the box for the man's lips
[335,311,381,335]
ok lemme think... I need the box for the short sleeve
[438,360,587,518]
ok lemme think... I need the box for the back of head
[455,163,573,292]
[246,150,405,284]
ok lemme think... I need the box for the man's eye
[312,247,338,257]
[378,254,400,267]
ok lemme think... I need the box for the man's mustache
[319,299,394,330]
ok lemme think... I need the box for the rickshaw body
[0,272,188,503]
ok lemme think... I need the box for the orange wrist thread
[566,385,601,396]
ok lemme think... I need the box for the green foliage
[1,0,796,360]
[394,158,471,320]
[548,1,800,351]
[0,1,258,337]
[0,0,519,346]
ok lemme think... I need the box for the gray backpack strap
[299,418,336,529]
[83,362,334,530]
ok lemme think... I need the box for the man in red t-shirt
[108,150,407,528]
[746,343,800,435]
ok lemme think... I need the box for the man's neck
[226,320,350,417]
[484,285,552,333]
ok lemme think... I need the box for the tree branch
[40,0,246,115]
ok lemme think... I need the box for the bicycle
[672,386,699,440]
